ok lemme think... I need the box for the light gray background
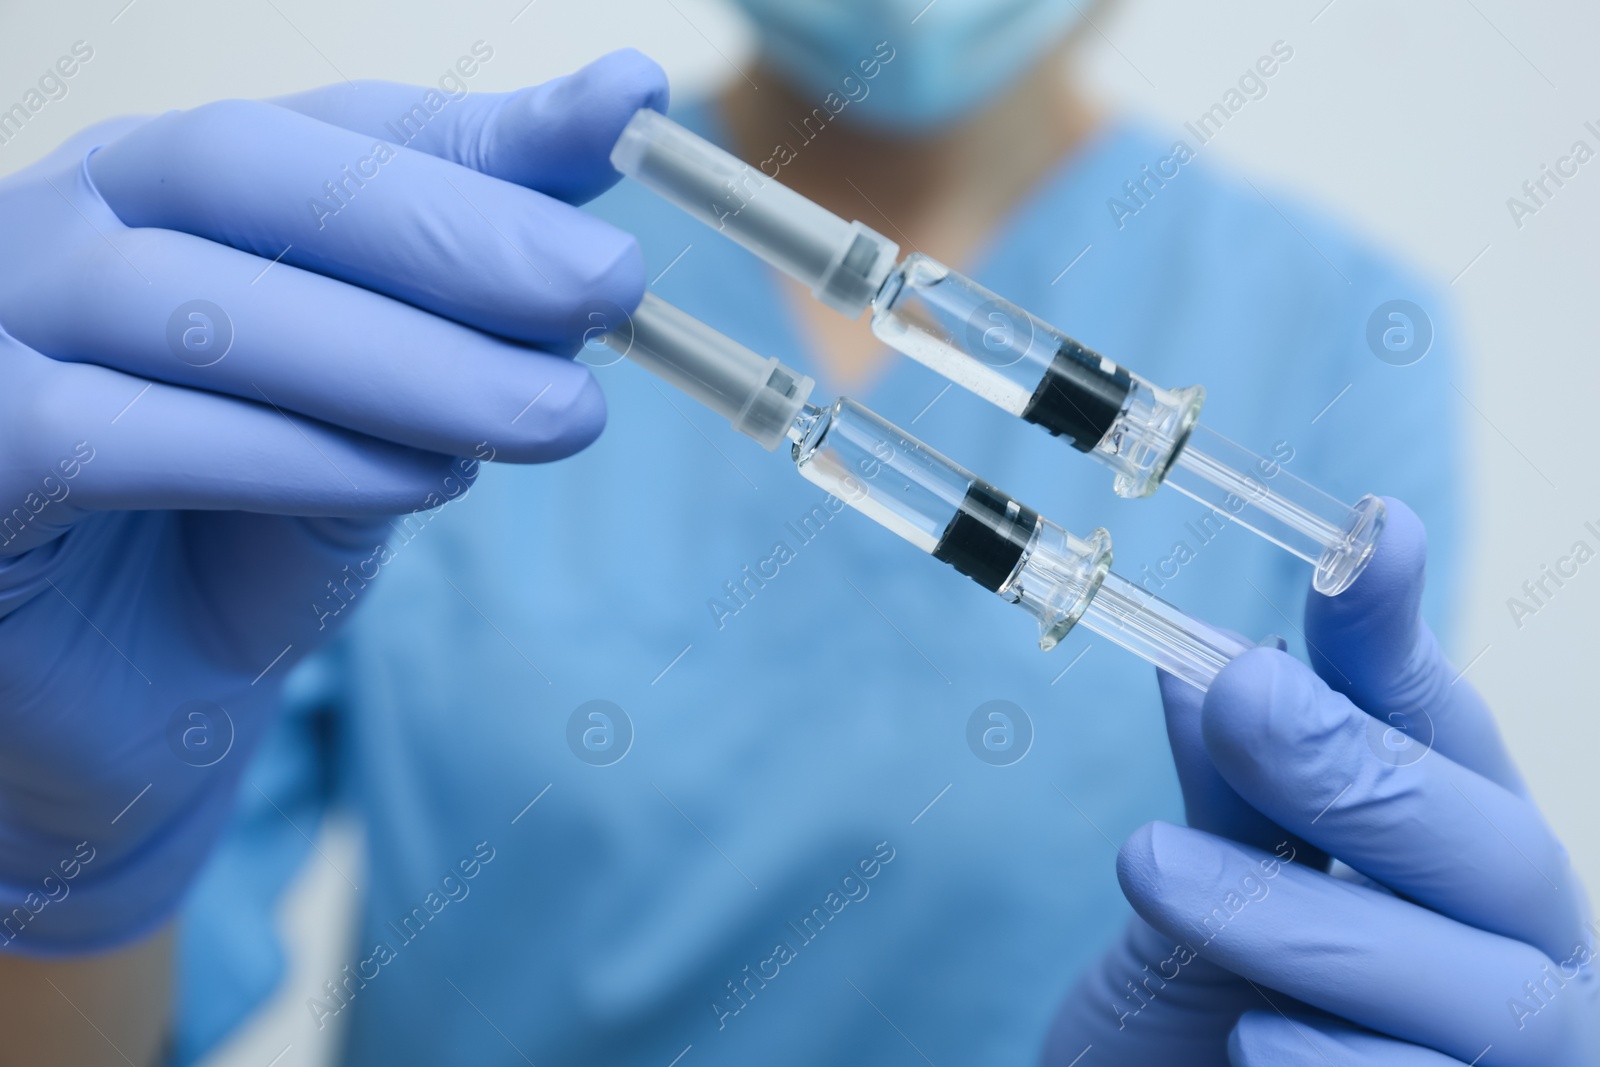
[1,2,1593,1063]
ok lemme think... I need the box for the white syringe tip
[604,293,814,451]
[608,108,655,177]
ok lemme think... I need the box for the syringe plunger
[603,292,814,451]
[610,108,900,317]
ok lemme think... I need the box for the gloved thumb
[1304,497,1429,710]
[1158,667,1326,867]
[1304,496,1526,794]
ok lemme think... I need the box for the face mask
[730,0,1084,132]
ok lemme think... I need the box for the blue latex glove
[1043,499,1598,1064]
[0,50,667,955]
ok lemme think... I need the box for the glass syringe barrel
[609,108,1385,596]
[872,253,1204,496]
[790,395,1113,650]
[604,295,1251,690]
[874,255,1385,594]
[790,398,1250,689]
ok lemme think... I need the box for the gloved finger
[1158,667,1327,868]
[1119,823,1591,1066]
[1043,913,1302,1060]
[1,168,602,462]
[84,95,643,347]
[0,329,470,532]
[272,49,669,205]
[1305,498,1526,794]
[1229,1012,1470,1065]
[22,114,150,169]
[1202,647,1585,963]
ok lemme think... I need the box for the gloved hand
[1042,499,1598,1064]
[0,50,667,954]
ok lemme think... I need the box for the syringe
[605,293,1251,690]
[610,109,1385,596]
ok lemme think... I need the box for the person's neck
[719,48,1099,268]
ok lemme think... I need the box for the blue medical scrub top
[174,111,1463,1065]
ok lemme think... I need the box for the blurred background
[2,1,1595,1062]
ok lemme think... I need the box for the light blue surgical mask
[729,0,1085,131]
